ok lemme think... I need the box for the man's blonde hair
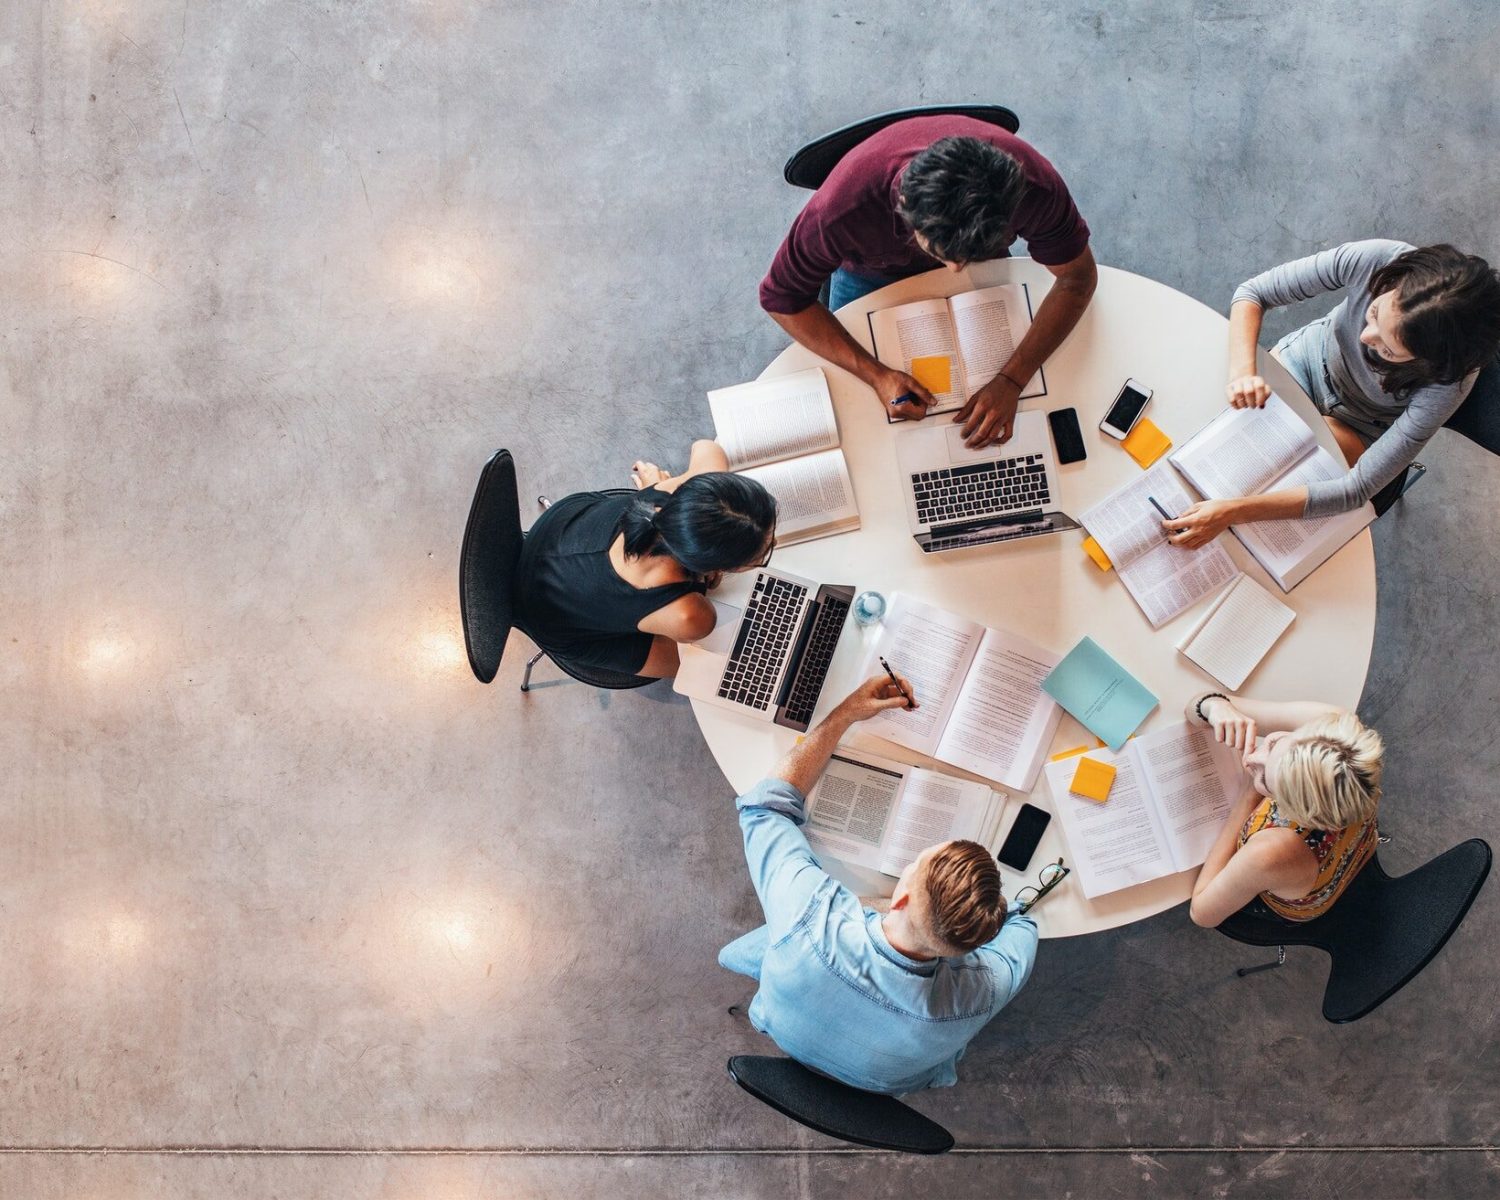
[923,840,1007,953]
[1275,712,1384,829]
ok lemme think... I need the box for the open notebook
[867,283,1046,417]
[1176,573,1296,690]
[805,749,1008,877]
[851,594,1063,791]
[1042,721,1249,899]
[1080,461,1238,628]
[707,367,859,545]
[1169,394,1374,591]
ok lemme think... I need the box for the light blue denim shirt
[725,776,1039,1095]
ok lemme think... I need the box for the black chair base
[727,1056,953,1154]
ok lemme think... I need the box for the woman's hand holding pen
[1163,499,1238,549]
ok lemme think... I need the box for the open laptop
[896,409,1079,553]
[674,568,853,732]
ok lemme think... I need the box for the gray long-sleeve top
[1232,239,1472,517]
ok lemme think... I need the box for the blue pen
[893,392,921,407]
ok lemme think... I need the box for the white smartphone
[1098,378,1153,440]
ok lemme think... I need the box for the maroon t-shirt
[760,116,1091,315]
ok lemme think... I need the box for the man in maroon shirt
[760,115,1096,447]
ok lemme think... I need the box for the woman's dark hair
[1367,244,1500,398]
[618,473,778,577]
[896,136,1027,266]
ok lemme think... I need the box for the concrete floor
[3,1,1498,1196]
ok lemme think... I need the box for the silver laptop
[673,568,853,731]
[896,410,1079,553]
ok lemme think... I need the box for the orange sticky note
[910,355,952,394]
[1050,744,1093,762]
[1069,756,1116,803]
[1121,417,1172,469]
[1082,536,1113,571]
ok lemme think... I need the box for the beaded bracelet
[1195,692,1230,722]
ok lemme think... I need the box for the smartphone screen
[1102,381,1151,435]
[1047,407,1086,464]
[997,804,1052,872]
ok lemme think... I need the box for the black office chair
[458,450,654,691]
[726,1056,954,1154]
[783,104,1020,190]
[1217,839,1491,1023]
[1372,357,1500,515]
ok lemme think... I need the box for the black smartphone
[996,803,1052,872]
[1047,407,1086,464]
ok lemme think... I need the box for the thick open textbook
[706,367,859,545]
[1042,721,1249,899]
[1176,573,1296,690]
[1080,461,1238,628]
[805,750,1009,877]
[867,283,1046,416]
[853,594,1063,791]
[1169,394,1374,591]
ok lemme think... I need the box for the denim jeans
[1272,317,1340,415]
[718,924,769,982]
[828,267,901,312]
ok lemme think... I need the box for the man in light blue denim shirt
[719,674,1039,1095]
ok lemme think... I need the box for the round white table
[691,259,1377,936]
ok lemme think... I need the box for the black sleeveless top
[513,488,706,673]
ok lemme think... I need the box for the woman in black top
[515,440,778,678]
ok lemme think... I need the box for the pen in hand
[1147,495,1176,540]
[878,656,916,710]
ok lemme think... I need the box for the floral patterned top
[1237,796,1377,922]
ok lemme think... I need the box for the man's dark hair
[897,136,1027,266]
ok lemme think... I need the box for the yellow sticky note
[1069,756,1117,803]
[1121,417,1172,469]
[1050,744,1093,762]
[910,355,952,394]
[1082,535,1113,572]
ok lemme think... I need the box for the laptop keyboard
[779,591,852,727]
[718,575,808,710]
[912,454,1050,526]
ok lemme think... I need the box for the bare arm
[954,247,1098,447]
[770,674,916,795]
[1187,691,1342,748]
[770,304,939,422]
[1190,799,1316,927]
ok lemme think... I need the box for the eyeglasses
[1014,858,1070,915]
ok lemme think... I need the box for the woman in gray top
[1170,240,1500,546]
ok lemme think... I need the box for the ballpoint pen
[878,655,915,709]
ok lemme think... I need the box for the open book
[1042,721,1249,899]
[1169,394,1375,591]
[853,594,1063,791]
[706,367,859,545]
[1176,573,1295,690]
[1080,461,1238,628]
[867,283,1046,417]
[805,750,1008,876]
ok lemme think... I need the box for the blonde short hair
[1274,712,1384,829]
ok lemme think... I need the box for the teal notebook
[1041,637,1158,750]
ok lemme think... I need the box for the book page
[805,752,909,872]
[1178,574,1296,690]
[1172,394,1317,500]
[1082,462,1199,570]
[707,368,838,470]
[935,627,1063,791]
[1116,538,1238,629]
[856,594,985,757]
[868,298,966,409]
[877,769,992,876]
[1229,450,1375,590]
[949,284,1045,399]
[1129,722,1249,871]
[1043,751,1176,900]
[739,448,859,544]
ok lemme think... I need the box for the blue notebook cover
[1041,637,1158,750]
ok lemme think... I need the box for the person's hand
[1164,499,1237,549]
[631,460,673,489]
[873,367,936,423]
[954,373,1021,447]
[1226,372,1271,408]
[834,674,918,725]
[1200,695,1257,751]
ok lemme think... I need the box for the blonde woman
[1186,693,1384,928]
